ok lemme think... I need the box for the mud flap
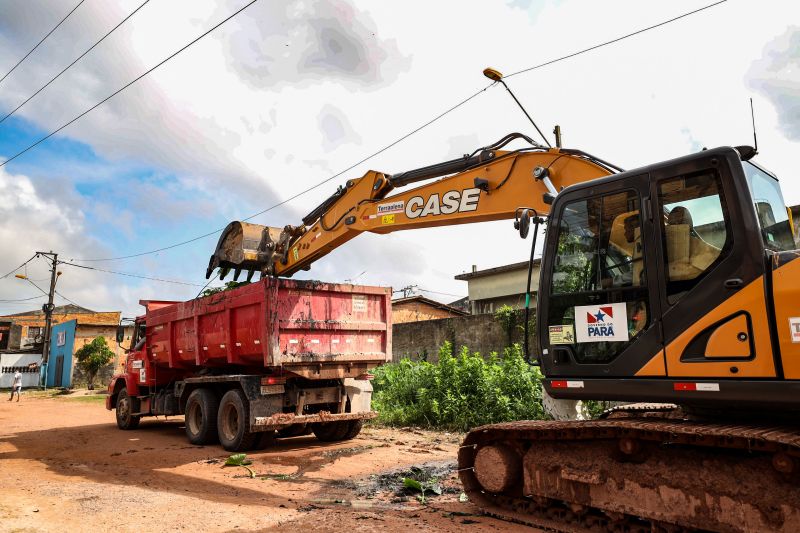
[343,378,373,413]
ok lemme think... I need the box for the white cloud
[747,26,800,142]
[0,0,799,315]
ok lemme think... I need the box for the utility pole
[38,251,58,385]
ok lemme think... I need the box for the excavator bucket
[206,221,282,280]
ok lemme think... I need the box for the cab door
[538,172,664,378]
[650,149,777,379]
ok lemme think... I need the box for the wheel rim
[221,403,239,442]
[187,402,202,436]
[118,396,130,421]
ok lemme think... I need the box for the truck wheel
[217,389,257,452]
[276,423,309,438]
[116,389,140,430]
[341,420,363,440]
[185,388,220,445]
[312,420,352,442]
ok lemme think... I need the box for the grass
[63,394,107,404]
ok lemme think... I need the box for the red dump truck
[105,279,391,451]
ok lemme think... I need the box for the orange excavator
[207,70,800,531]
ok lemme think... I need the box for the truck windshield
[743,161,796,251]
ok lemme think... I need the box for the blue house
[48,320,76,388]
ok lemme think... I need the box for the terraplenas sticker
[377,200,404,215]
[790,317,800,343]
[574,303,629,343]
[549,325,575,344]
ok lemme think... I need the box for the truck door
[539,172,664,378]
[650,149,777,379]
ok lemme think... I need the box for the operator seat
[664,206,721,280]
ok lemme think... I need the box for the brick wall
[391,309,537,362]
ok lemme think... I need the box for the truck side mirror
[116,325,125,344]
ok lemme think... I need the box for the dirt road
[0,394,531,532]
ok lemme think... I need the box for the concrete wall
[0,353,42,388]
[392,309,537,362]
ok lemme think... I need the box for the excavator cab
[536,146,800,409]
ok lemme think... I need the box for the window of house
[658,172,730,304]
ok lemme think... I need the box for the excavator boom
[206,133,616,280]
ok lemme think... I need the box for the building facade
[454,260,541,315]
[0,305,129,387]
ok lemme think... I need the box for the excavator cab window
[548,189,649,364]
[742,162,796,251]
[657,171,731,304]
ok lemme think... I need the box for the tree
[75,336,115,390]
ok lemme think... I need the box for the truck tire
[217,389,257,452]
[276,423,309,438]
[313,420,356,442]
[185,388,220,445]
[341,419,363,440]
[115,388,140,430]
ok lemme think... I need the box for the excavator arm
[206,133,618,280]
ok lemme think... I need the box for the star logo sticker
[593,310,606,322]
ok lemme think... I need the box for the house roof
[454,259,541,281]
[391,295,469,316]
[0,305,121,327]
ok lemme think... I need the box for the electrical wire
[0,1,86,85]
[194,271,220,299]
[0,255,38,279]
[0,0,259,169]
[58,261,204,287]
[54,289,82,308]
[0,295,44,303]
[18,0,726,267]
[69,84,491,262]
[0,0,152,125]
[505,0,728,78]
[417,287,465,298]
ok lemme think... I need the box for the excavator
[207,69,800,532]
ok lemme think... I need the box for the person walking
[8,370,22,402]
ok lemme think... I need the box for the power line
[54,289,82,308]
[417,287,464,298]
[59,261,204,287]
[0,255,38,280]
[70,84,490,262]
[20,0,726,269]
[505,0,728,78]
[0,295,44,303]
[0,1,86,85]
[0,0,259,169]
[0,0,152,125]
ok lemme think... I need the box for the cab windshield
[743,161,796,251]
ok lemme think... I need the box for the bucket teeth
[206,221,283,279]
[246,270,255,282]
[233,268,242,281]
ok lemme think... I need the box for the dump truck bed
[143,279,392,375]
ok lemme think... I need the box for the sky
[0,0,798,317]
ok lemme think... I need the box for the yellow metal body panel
[664,276,775,378]
[635,350,666,377]
[772,254,800,378]
[704,314,751,358]
[276,150,610,276]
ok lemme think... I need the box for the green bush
[372,342,546,431]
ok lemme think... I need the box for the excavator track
[458,410,800,532]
